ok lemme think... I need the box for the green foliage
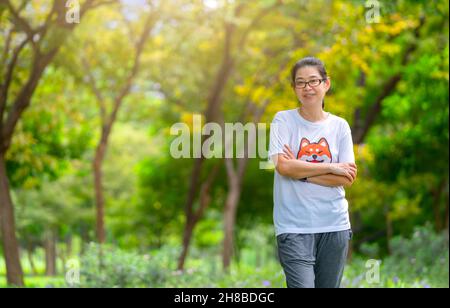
[193,210,224,248]
[343,224,449,288]
[6,68,93,189]
[73,224,449,288]
[80,243,167,288]
[101,123,155,247]
[371,48,449,182]
[134,154,189,248]
[1,225,448,288]
[1,0,448,288]
[389,224,449,271]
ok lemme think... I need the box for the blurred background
[0,0,448,288]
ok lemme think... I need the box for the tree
[171,0,285,270]
[66,1,159,244]
[0,0,116,287]
[318,0,448,250]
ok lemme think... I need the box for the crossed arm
[272,145,357,188]
[307,173,352,187]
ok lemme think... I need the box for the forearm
[276,156,332,179]
[307,174,352,187]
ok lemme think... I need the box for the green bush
[389,224,448,268]
[34,223,446,288]
[80,243,167,288]
[342,224,449,288]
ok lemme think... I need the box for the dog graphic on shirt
[297,137,332,163]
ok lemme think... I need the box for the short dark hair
[291,57,328,109]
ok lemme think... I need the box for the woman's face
[293,66,331,107]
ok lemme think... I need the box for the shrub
[342,224,449,288]
[80,243,167,288]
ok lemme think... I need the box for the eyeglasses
[294,78,327,89]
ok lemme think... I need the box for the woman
[268,57,358,288]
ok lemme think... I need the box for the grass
[0,275,66,288]
[2,252,447,288]
[0,249,67,288]
[1,226,448,288]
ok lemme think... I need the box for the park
[0,0,448,289]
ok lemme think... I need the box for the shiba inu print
[297,137,332,163]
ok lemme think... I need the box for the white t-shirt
[269,109,355,235]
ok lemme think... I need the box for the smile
[307,159,324,163]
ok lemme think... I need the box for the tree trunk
[177,1,289,272]
[221,105,263,270]
[80,225,89,256]
[26,242,37,276]
[445,191,449,233]
[60,243,67,274]
[385,210,393,255]
[222,179,242,270]
[177,218,196,271]
[44,229,57,276]
[177,158,204,269]
[178,163,219,270]
[0,1,117,287]
[432,178,445,232]
[93,139,108,244]
[177,15,239,270]
[0,152,24,286]
[66,234,73,258]
[444,177,449,243]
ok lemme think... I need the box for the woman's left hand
[283,144,297,160]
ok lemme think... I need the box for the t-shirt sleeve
[338,121,355,164]
[268,112,290,161]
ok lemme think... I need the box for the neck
[299,106,328,122]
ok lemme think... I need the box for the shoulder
[329,114,351,131]
[272,109,296,123]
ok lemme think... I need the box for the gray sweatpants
[276,230,352,288]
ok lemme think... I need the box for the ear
[318,138,329,148]
[324,77,331,93]
[300,138,310,149]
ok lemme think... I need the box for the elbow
[275,159,290,177]
[343,177,356,188]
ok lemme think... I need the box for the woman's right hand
[329,163,358,182]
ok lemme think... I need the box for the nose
[304,83,313,90]
[312,154,317,159]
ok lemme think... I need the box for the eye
[318,151,323,154]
